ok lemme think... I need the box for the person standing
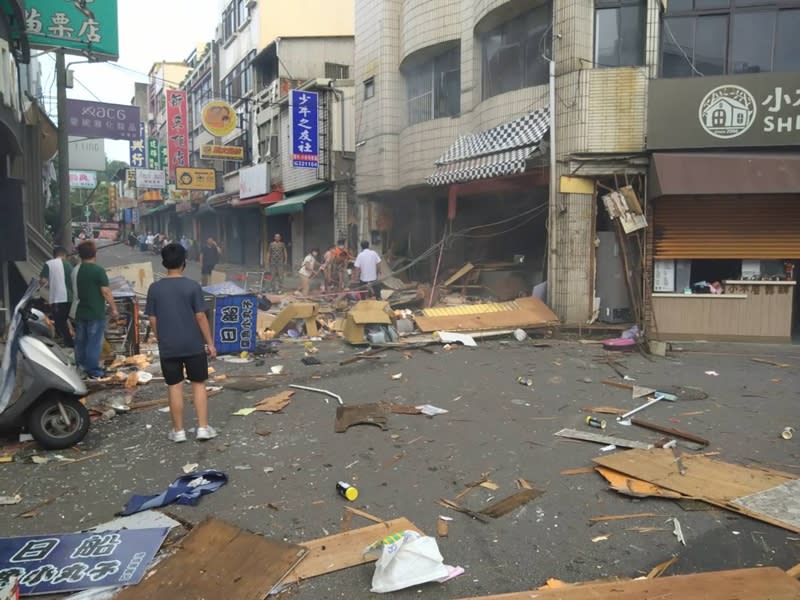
[200,237,222,286]
[70,240,118,378]
[268,234,288,293]
[353,241,383,299]
[297,248,320,296]
[39,246,74,347]
[146,243,218,443]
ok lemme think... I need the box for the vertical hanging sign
[147,138,160,171]
[129,122,146,168]
[166,90,189,180]
[290,90,319,169]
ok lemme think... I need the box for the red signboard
[166,89,189,180]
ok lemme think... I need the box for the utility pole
[56,51,72,251]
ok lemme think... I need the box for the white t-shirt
[354,248,381,283]
[298,254,317,278]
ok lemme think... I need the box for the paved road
[2,327,799,597]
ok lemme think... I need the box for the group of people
[267,234,384,299]
[40,240,219,443]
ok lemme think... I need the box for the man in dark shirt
[146,243,218,442]
[200,237,222,286]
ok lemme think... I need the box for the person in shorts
[146,243,218,442]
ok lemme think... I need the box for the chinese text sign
[66,100,140,142]
[291,90,319,169]
[213,295,257,354]
[129,123,146,169]
[25,0,120,59]
[166,90,189,180]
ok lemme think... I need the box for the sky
[40,0,226,163]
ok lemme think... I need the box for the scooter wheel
[27,394,90,450]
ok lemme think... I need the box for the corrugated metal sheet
[421,301,522,318]
[654,197,800,259]
[650,153,800,197]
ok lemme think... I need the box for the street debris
[0,494,21,505]
[335,404,388,433]
[438,331,477,347]
[705,370,719,376]
[414,297,558,333]
[617,391,678,425]
[647,557,678,578]
[114,517,307,600]
[254,390,294,412]
[343,506,383,523]
[0,526,168,596]
[591,534,609,542]
[117,470,228,516]
[416,404,449,417]
[480,488,543,518]
[289,384,344,405]
[670,517,687,545]
[390,372,403,380]
[782,427,794,440]
[554,428,653,450]
[437,516,451,537]
[588,512,660,523]
[232,407,258,416]
[182,463,199,474]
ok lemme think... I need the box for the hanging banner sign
[166,90,189,179]
[129,122,146,169]
[290,90,319,169]
[66,100,140,142]
[24,0,120,60]
[147,138,159,170]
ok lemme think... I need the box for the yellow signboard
[201,100,237,137]
[175,168,217,191]
[200,144,244,160]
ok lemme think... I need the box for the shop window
[481,4,552,100]
[325,62,350,79]
[661,3,800,77]
[595,0,646,67]
[364,77,375,100]
[404,46,461,126]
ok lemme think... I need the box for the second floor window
[595,0,646,67]
[404,46,461,126]
[221,51,256,103]
[662,2,800,77]
[481,4,552,100]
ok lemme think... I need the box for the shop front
[646,72,800,342]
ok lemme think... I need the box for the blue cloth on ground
[117,470,228,516]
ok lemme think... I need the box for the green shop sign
[25,0,119,60]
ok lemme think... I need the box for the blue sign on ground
[213,295,257,354]
[291,90,319,169]
[0,527,168,596]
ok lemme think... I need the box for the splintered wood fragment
[437,498,491,523]
[454,473,490,500]
[479,489,543,519]
[589,512,659,523]
[560,467,595,476]
[752,357,792,368]
[581,406,627,416]
[601,380,634,390]
[647,557,679,578]
[516,478,534,489]
[480,481,500,491]
[340,510,353,532]
[630,418,709,447]
[343,506,384,524]
[787,563,800,578]
[627,526,671,533]
[56,451,107,466]
[555,428,653,450]
[385,404,423,415]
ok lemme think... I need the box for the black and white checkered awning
[426,108,549,187]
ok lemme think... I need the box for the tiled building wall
[401,0,462,61]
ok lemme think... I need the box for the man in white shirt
[353,241,382,299]
[39,246,74,347]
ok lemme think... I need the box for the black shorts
[160,353,209,386]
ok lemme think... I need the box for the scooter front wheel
[27,394,90,450]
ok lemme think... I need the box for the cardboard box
[269,302,319,337]
[343,301,395,345]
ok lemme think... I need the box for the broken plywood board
[442,262,475,287]
[555,428,653,450]
[595,466,685,499]
[115,517,307,600]
[731,479,800,531]
[455,567,800,599]
[415,297,558,333]
[479,489,543,518]
[335,403,388,433]
[254,390,294,412]
[283,518,422,583]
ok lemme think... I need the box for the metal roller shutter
[653,196,800,259]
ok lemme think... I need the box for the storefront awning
[427,108,550,187]
[265,187,327,217]
[208,192,237,208]
[233,190,284,208]
[141,204,170,217]
[650,152,800,197]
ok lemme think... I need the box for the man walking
[353,241,383,299]
[146,243,218,443]
[40,246,74,347]
[268,234,288,293]
[200,237,222,286]
[71,240,118,378]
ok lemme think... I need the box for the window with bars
[403,46,461,126]
[595,0,646,67]
[481,5,552,100]
[325,62,350,79]
[221,50,256,103]
[661,1,800,77]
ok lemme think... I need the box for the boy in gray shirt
[145,243,218,442]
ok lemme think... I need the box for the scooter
[0,282,89,449]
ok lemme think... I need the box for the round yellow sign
[201,100,237,137]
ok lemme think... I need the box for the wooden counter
[651,281,796,342]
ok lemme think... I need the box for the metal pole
[546,51,557,312]
[56,51,72,251]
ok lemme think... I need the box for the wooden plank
[479,489,543,518]
[629,418,710,447]
[282,518,422,584]
[554,428,653,450]
[560,466,595,475]
[116,517,307,600]
[343,506,384,524]
[415,298,559,333]
[787,563,800,578]
[594,449,795,502]
[455,567,800,599]
[589,512,660,523]
[442,262,475,287]
[595,466,685,499]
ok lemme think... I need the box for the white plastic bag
[364,531,450,593]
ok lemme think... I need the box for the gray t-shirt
[145,277,208,358]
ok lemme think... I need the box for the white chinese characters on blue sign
[291,90,319,169]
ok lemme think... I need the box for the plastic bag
[364,531,450,593]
